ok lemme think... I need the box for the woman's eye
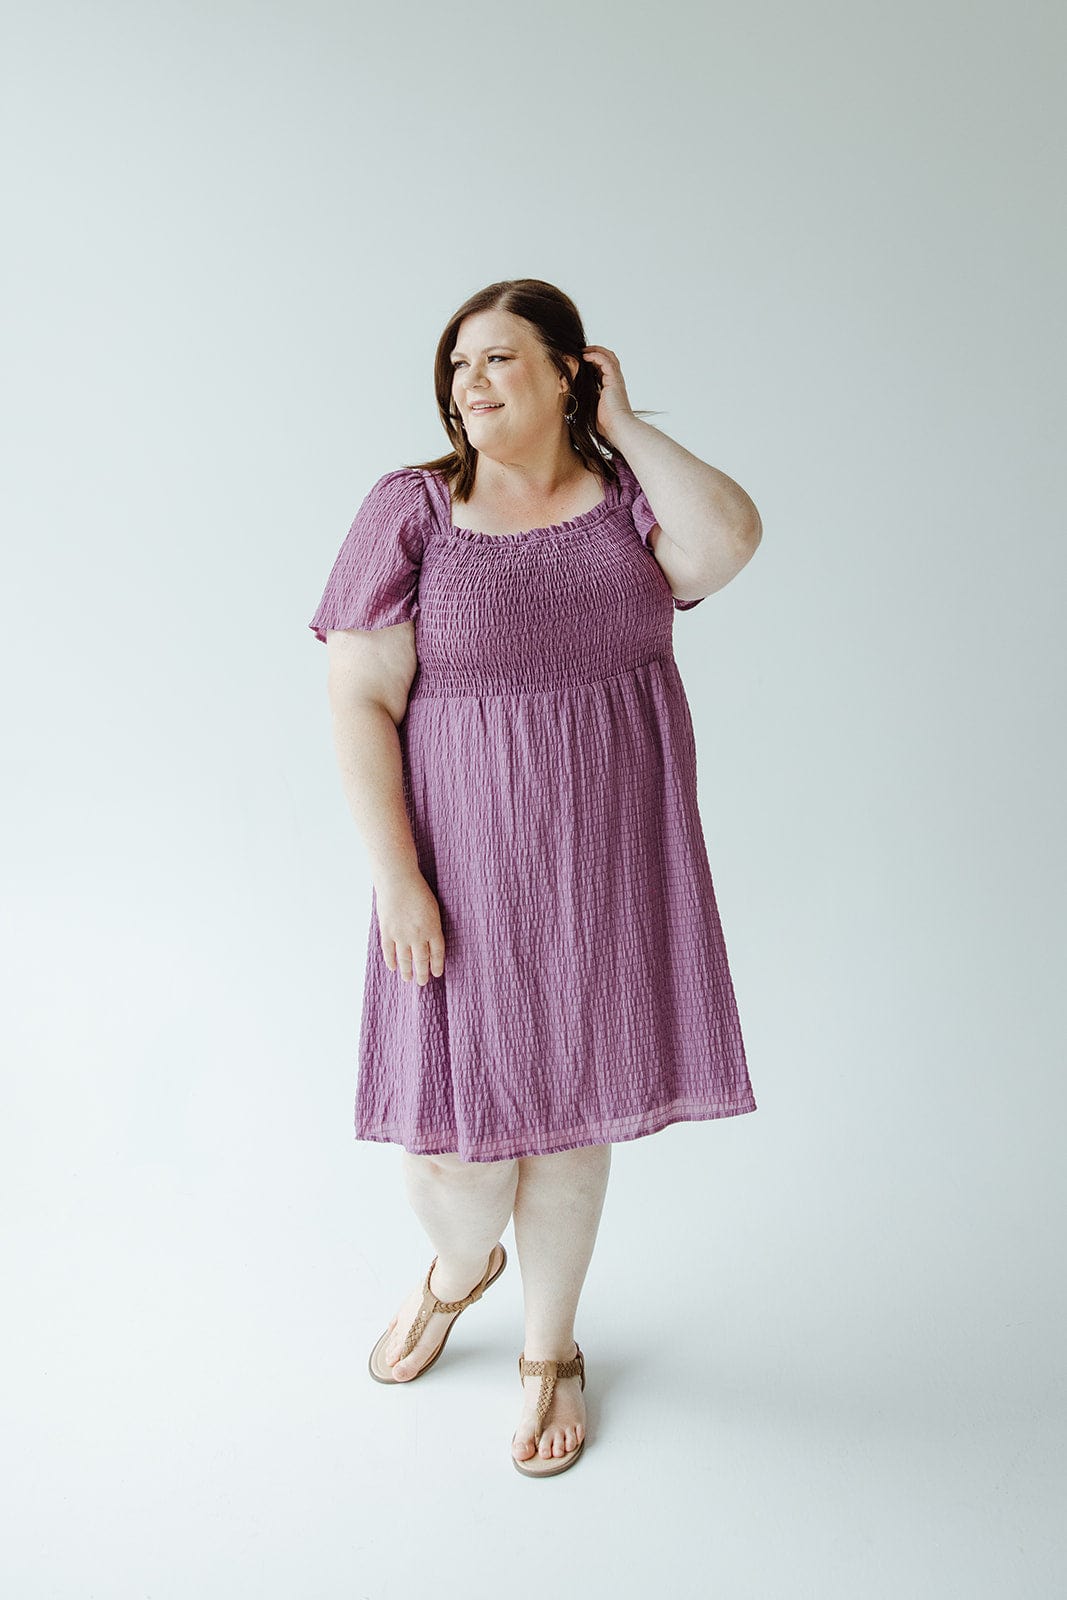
[451,356,509,370]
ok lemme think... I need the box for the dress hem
[353,1095,758,1164]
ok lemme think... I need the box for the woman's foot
[381,1245,504,1381]
[511,1340,586,1463]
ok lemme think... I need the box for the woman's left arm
[581,344,762,601]
[608,413,763,599]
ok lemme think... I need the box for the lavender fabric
[309,452,757,1161]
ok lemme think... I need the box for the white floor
[3,1102,1061,1599]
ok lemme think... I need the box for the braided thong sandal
[512,1342,586,1477]
[368,1242,507,1384]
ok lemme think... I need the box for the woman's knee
[518,1143,611,1173]
[417,1150,517,1183]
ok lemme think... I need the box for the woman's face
[450,309,573,455]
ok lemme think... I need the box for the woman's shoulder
[365,464,433,496]
[356,464,440,525]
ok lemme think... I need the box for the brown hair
[405,278,660,503]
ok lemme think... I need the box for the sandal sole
[512,1434,586,1477]
[368,1242,507,1385]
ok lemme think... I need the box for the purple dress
[309,452,757,1162]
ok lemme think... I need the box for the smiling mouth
[469,403,504,413]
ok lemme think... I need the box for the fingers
[381,938,445,985]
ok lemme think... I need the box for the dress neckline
[423,466,618,542]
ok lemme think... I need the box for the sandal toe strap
[398,1285,438,1359]
[518,1346,586,1442]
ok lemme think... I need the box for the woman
[308,278,761,1477]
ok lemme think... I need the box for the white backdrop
[3,1,1063,1595]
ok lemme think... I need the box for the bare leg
[510,1142,612,1463]
[382,1150,519,1380]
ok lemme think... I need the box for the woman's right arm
[324,624,445,984]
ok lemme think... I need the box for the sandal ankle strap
[422,1248,497,1313]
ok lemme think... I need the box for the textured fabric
[309,452,757,1161]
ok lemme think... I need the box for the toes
[390,1317,446,1380]
[512,1432,536,1460]
[393,1335,429,1379]
[533,1422,582,1458]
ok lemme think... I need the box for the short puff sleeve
[613,453,705,611]
[308,468,428,642]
